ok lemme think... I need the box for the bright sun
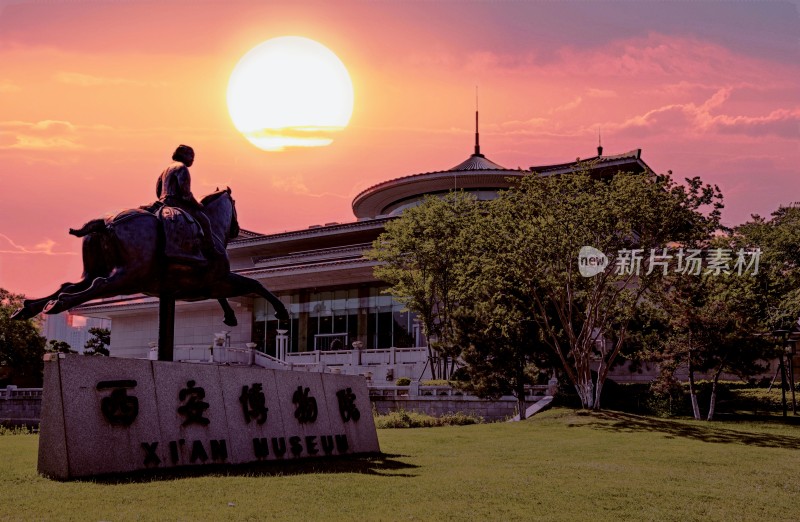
[227,36,354,151]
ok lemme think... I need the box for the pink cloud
[551,96,583,113]
[0,233,76,256]
[611,88,800,139]
[586,88,617,98]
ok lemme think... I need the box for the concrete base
[38,354,379,480]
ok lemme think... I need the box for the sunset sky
[1,0,799,298]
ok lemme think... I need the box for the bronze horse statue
[11,188,289,325]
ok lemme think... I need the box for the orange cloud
[55,72,166,87]
[0,80,20,92]
[0,120,82,150]
[269,174,348,200]
[0,120,116,151]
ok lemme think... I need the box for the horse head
[201,187,239,245]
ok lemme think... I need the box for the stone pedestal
[38,354,379,480]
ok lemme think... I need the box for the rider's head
[172,144,195,167]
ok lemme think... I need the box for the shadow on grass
[579,411,800,450]
[74,453,418,484]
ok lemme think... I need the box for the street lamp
[771,329,790,418]
[786,335,799,415]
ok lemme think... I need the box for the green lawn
[1,409,798,521]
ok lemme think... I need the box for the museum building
[74,127,652,380]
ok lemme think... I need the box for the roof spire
[474,86,483,157]
[597,127,603,157]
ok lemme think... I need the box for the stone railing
[286,346,428,366]
[368,384,549,400]
[154,345,257,365]
[1,386,43,427]
[0,386,43,400]
[368,384,552,422]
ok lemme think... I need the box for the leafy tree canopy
[0,289,46,386]
[84,327,110,356]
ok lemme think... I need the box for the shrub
[437,412,483,426]
[0,424,34,436]
[395,377,411,386]
[374,410,437,429]
[373,409,484,428]
[729,388,786,413]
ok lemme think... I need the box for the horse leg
[218,298,238,327]
[14,228,112,320]
[43,270,135,315]
[11,279,93,320]
[214,273,289,321]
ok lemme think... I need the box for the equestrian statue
[11,145,289,328]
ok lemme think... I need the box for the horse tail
[69,218,106,237]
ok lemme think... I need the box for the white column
[276,330,289,361]
[245,342,257,365]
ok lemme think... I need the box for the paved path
[510,396,553,421]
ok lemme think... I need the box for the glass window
[252,285,427,354]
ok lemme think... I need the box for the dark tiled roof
[238,256,376,278]
[533,149,642,174]
[227,217,392,248]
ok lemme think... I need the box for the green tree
[451,295,548,420]
[367,192,478,379]
[726,204,800,410]
[46,339,76,354]
[651,267,770,420]
[449,204,557,419]
[0,289,46,386]
[84,327,110,356]
[734,204,800,330]
[481,167,722,410]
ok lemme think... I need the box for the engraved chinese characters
[97,380,139,426]
[178,380,210,426]
[239,383,268,424]
[38,356,380,480]
[336,387,360,422]
[98,376,359,433]
[292,385,319,423]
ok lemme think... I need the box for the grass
[1,408,798,521]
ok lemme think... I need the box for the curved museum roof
[352,113,528,219]
[351,150,524,219]
[352,116,649,220]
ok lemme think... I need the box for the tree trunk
[592,379,604,411]
[516,373,527,420]
[687,356,701,420]
[706,370,722,421]
[574,368,595,409]
[425,335,437,380]
[592,353,608,411]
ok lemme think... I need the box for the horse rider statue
[154,144,226,261]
